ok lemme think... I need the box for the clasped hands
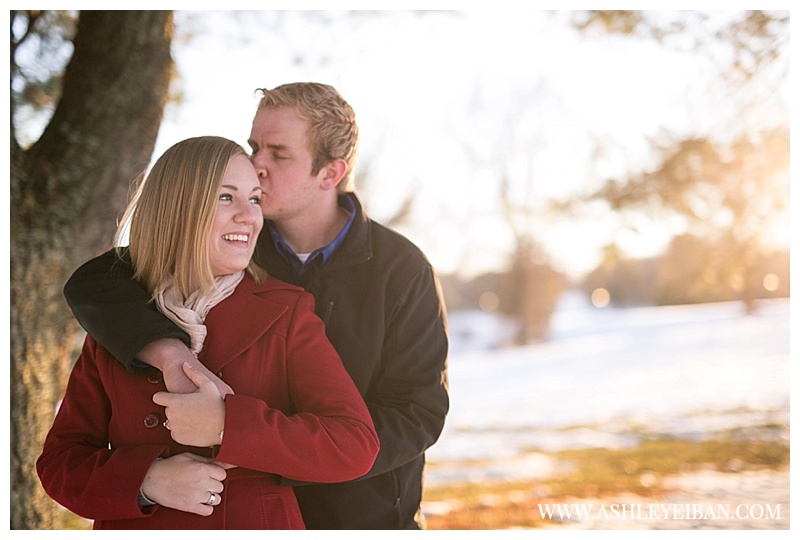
[143,362,232,516]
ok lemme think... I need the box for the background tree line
[441,234,788,324]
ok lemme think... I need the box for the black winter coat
[63,194,450,529]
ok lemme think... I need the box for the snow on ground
[426,295,790,486]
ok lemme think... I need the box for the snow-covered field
[426,295,790,486]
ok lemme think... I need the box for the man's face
[247,106,322,222]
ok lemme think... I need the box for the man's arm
[63,249,189,369]
[139,339,228,395]
[63,249,231,394]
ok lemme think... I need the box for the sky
[146,8,789,280]
[7,6,791,281]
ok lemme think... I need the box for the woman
[37,136,379,529]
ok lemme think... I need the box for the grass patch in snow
[423,434,789,529]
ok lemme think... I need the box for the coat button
[144,413,161,429]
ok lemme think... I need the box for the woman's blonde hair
[116,136,265,299]
[256,83,359,193]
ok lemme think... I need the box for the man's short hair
[256,83,359,192]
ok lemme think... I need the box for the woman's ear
[318,158,348,191]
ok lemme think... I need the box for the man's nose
[250,153,268,179]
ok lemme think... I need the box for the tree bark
[10,11,173,529]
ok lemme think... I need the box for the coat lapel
[198,276,287,373]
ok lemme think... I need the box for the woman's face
[208,155,264,277]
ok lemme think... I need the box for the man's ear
[318,158,347,191]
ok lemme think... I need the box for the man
[63,82,449,529]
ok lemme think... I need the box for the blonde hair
[116,136,265,299]
[256,82,359,192]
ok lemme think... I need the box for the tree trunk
[10,11,173,529]
[512,245,563,344]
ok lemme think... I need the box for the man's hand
[141,453,226,516]
[138,339,233,396]
[153,362,226,448]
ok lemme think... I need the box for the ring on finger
[207,492,216,505]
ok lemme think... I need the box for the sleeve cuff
[137,487,157,507]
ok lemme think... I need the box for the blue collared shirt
[267,194,356,287]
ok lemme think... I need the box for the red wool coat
[37,275,379,529]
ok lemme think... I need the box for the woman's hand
[153,362,226,448]
[141,453,226,516]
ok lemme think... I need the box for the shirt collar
[267,193,357,270]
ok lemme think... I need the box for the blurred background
[10,9,790,530]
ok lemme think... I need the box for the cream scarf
[154,271,245,355]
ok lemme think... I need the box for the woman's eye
[250,196,262,205]
[219,193,233,202]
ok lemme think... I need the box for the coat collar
[329,193,372,269]
[198,275,288,372]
